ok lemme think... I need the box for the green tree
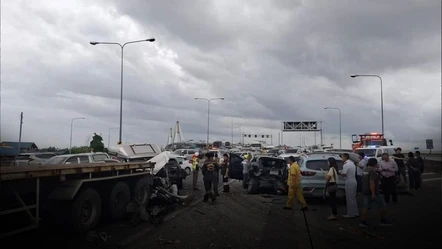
[90,133,105,152]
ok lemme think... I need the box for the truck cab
[352,133,392,152]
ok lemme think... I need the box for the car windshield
[92,154,109,162]
[44,157,67,165]
[306,159,344,171]
[355,148,376,157]
[16,154,30,160]
[260,158,285,168]
[35,154,56,159]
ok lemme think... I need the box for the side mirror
[179,161,183,165]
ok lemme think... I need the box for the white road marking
[422,172,436,176]
[422,177,442,182]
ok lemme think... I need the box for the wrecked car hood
[148,151,174,175]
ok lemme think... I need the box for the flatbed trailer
[0,161,155,238]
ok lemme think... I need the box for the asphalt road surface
[3,160,441,249]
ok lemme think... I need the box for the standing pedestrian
[356,152,367,193]
[379,153,398,204]
[392,148,407,185]
[284,156,308,211]
[241,154,251,193]
[325,157,339,220]
[359,158,394,227]
[415,151,424,187]
[201,152,220,203]
[340,153,359,218]
[407,152,421,191]
[192,152,200,190]
[221,153,230,193]
[212,153,220,196]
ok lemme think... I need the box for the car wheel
[185,167,191,175]
[248,178,260,194]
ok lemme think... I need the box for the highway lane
[3,161,440,249]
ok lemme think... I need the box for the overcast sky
[1,0,441,151]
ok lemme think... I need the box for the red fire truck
[351,133,392,152]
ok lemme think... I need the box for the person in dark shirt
[415,151,424,173]
[392,147,407,185]
[415,151,424,188]
[407,152,421,191]
[201,152,221,202]
[221,154,230,193]
[359,158,393,228]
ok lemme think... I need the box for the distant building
[0,141,39,157]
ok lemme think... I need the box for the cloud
[1,0,440,152]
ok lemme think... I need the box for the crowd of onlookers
[322,148,424,227]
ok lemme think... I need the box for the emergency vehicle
[351,133,393,152]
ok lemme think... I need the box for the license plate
[270,169,279,175]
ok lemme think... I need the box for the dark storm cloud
[1,0,440,149]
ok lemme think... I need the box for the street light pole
[224,115,242,145]
[350,74,384,134]
[69,117,86,154]
[90,38,155,144]
[194,97,224,146]
[324,107,341,150]
[108,127,119,149]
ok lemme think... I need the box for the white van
[354,146,397,162]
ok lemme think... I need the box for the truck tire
[107,182,131,221]
[133,177,151,205]
[248,178,259,194]
[71,188,102,232]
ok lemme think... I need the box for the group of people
[191,151,231,202]
[324,149,425,227]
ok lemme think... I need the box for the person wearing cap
[379,152,398,204]
[241,154,252,193]
[192,152,200,190]
[359,158,393,228]
[392,147,407,185]
[284,156,308,211]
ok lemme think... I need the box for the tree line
[40,133,108,154]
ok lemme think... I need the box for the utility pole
[17,112,23,155]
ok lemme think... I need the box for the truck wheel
[133,177,151,205]
[107,182,131,221]
[248,178,259,194]
[71,188,102,232]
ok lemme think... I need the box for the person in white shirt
[340,153,359,218]
[325,157,339,220]
[357,152,367,193]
